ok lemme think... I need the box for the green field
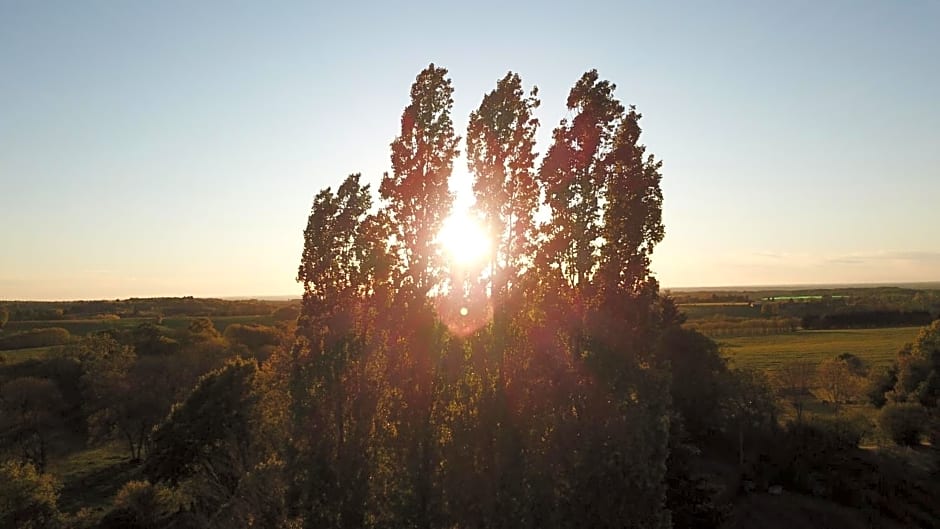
[719,326,922,372]
[0,345,57,365]
[49,442,141,515]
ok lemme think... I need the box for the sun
[438,210,491,267]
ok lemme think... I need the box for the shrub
[0,327,71,350]
[110,480,182,528]
[866,365,897,408]
[808,414,870,449]
[878,403,927,446]
[0,460,61,529]
[224,323,280,351]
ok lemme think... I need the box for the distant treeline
[802,310,935,330]
[1,297,295,322]
[684,316,799,337]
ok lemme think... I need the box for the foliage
[538,70,623,287]
[223,323,281,352]
[878,402,927,446]
[466,71,540,295]
[865,365,897,408]
[144,358,282,525]
[656,327,728,438]
[276,66,675,529]
[381,63,459,295]
[665,428,729,529]
[802,310,933,330]
[720,368,778,467]
[109,480,182,529]
[772,360,816,422]
[0,459,61,529]
[75,336,177,461]
[888,320,940,407]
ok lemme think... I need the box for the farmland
[718,326,921,372]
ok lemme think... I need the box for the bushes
[223,323,280,351]
[878,403,927,446]
[0,460,61,529]
[779,414,869,460]
[0,327,71,350]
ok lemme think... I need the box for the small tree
[773,360,816,423]
[816,357,865,405]
[0,377,65,472]
[78,336,173,461]
[720,369,777,468]
[866,365,897,408]
[145,358,263,520]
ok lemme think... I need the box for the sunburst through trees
[285,64,674,529]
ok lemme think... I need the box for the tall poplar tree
[466,72,540,298]
[538,70,623,290]
[381,63,460,297]
[292,174,385,529]
[598,106,664,294]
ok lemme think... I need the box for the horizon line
[3,280,940,303]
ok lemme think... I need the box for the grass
[719,326,921,373]
[49,441,141,515]
[0,345,58,365]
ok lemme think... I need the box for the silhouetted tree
[889,320,940,407]
[290,173,388,529]
[657,328,728,438]
[467,71,540,297]
[721,369,777,468]
[538,69,623,290]
[77,336,172,461]
[381,63,459,296]
[598,104,664,293]
[0,377,65,472]
[816,356,866,405]
[773,360,816,423]
[146,359,270,523]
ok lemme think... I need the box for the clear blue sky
[1,1,938,300]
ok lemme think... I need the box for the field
[719,326,922,372]
[49,442,140,514]
[0,345,57,365]
[2,314,276,336]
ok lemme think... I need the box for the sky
[1,1,938,300]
